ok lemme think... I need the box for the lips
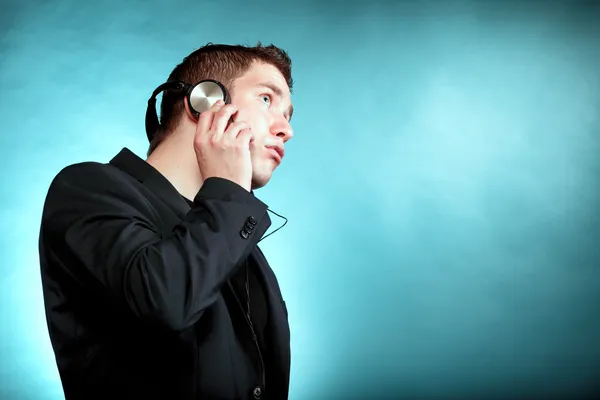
[266,145,285,162]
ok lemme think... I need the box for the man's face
[229,61,294,190]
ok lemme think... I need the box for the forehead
[234,62,291,99]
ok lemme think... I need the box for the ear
[182,97,198,121]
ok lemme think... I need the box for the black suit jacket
[38,148,291,400]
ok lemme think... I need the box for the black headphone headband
[145,79,229,142]
[145,81,190,142]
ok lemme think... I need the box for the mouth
[266,145,284,163]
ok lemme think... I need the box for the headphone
[145,79,230,142]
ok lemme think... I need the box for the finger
[237,128,254,148]
[196,111,214,139]
[195,100,225,139]
[211,104,238,141]
[209,99,225,111]
[221,121,250,144]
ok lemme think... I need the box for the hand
[193,100,254,192]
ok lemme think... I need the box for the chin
[251,176,270,190]
[251,169,274,190]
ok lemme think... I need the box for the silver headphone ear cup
[188,80,228,116]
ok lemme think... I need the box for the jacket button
[248,216,257,225]
[240,229,249,239]
[252,386,262,399]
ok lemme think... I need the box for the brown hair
[148,42,293,155]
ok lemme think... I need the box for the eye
[260,94,272,106]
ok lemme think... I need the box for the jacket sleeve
[39,162,270,331]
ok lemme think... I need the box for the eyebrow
[256,81,294,121]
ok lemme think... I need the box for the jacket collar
[108,147,262,219]
[109,147,190,219]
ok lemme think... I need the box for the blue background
[1,0,599,398]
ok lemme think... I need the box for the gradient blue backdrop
[1,0,599,398]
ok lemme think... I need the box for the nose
[271,116,293,142]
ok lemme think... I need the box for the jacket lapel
[252,246,291,382]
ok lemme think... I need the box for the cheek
[247,115,270,137]
[235,103,270,139]
[236,109,259,130]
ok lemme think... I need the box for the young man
[38,43,294,400]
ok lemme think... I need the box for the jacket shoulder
[51,160,128,188]
[40,159,155,238]
[42,160,141,216]
[45,159,141,202]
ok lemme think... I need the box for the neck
[146,131,203,201]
